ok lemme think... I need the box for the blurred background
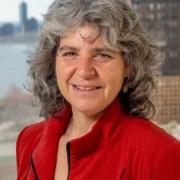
[0,0,180,179]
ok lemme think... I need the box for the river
[0,43,33,98]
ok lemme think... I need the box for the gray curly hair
[28,0,159,119]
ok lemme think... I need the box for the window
[169,51,177,58]
[157,13,162,20]
[157,3,162,10]
[149,13,155,20]
[149,3,154,10]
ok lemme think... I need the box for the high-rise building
[131,0,180,75]
[25,18,39,32]
[19,1,28,32]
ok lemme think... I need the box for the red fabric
[16,99,180,180]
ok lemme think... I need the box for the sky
[0,0,52,22]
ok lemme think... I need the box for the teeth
[74,85,97,91]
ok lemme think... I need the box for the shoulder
[16,120,46,168]
[125,116,178,146]
[121,116,180,179]
[16,120,46,148]
[122,115,179,163]
[152,141,180,179]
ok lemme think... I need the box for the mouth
[72,84,102,91]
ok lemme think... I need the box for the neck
[65,109,102,139]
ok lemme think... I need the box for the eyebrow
[93,48,117,54]
[58,46,78,52]
[58,45,117,54]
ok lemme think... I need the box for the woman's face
[56,24,129,117]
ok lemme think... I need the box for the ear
[124,65,130,78]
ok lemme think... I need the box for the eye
[99,53,112,58]
[62,51,77,57]
[95,53,113,61]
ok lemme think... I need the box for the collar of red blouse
[31,98,128,179]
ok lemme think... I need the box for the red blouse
[16,99,180,180]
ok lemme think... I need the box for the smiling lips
[72,84,102,91]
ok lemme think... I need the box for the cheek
[55,61,75,86]
[55,63,62,83]
[105,68,125,91]
[55,60,66,89]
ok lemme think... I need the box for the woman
[16,0,180,179]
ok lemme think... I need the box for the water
[0,44,32,98]
[0,44,35,180]
[0,142,15,157]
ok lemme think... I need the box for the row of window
[144,13,178,21]
[160,50,178,60]
[133,2,177,10]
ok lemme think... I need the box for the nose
[77,56,96,79]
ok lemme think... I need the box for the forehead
[60,24,101,44]
[58,24,118,51]
[78,24,101,43]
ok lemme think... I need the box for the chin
[71,102,104,116]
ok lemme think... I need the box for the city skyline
[0,0,52,22]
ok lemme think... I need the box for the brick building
[153,76,180,123]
